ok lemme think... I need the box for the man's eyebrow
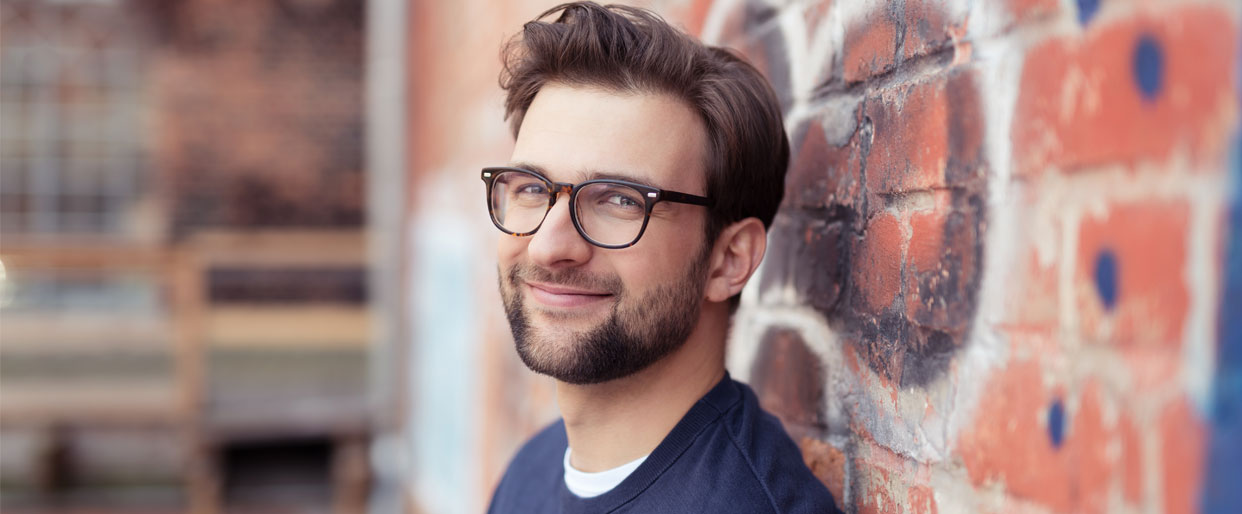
[581,170,658,188]
[508,161,550,176]
[506,162,660,188]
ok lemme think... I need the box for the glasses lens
[575,182,647,246]
[490,171,549,234]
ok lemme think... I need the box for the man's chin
[514,333,597,383]
[521,316,596,347]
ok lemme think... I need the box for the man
[484,3,841,512]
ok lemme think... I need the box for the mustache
[508,263,623,295]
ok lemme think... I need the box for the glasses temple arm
[659,190,714,207]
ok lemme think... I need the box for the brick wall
[149,0,365,235]
[401,1,1241,512]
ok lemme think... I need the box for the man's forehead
[510,83,709,194]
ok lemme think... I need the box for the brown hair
[499,1,789,246]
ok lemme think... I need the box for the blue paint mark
[1048,399,1066,448]
[1076,0,1100,26]
[1203,132,1242,512]
[1132,35,1164,102]
[1095,250,1119,310]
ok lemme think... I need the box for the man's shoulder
[697,379,842,513]
[717,379,799,451]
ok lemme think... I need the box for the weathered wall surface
[711,0,1241,512]
[150,0,365,235]
[401,1,1241,512]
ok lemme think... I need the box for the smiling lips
[525,281,614,308]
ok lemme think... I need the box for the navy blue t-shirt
[487,373,843,513]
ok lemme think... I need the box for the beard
[499,248,710,385]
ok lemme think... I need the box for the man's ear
[704,217,767,303]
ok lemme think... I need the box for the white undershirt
[563,447,649,498]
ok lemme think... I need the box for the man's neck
[556,301,729,473]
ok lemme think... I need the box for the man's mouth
[524,280,614,309]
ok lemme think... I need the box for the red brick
[959,355,1073,512]
[853,463,900,514]
[943,71,986,178]
[1064,382,1114,514]
[865,79,949,194]
[796,67,985,387]
[843,339,866,376]
[1160,397,1206,514]
[961,366,1142,513]
[843,1,967,83]
[1118,412,1144,505]
[906,193,951,273]
[907,485,938,514]
[843,12,898,83]
[1005,0,1060,27]
[1013,6,1239,176]
[1076,200,1190,349]
[902,193,948,325]
[799,437,846,512]
[902,189,983,338]
[785,118,863,211]
[853,435,936,513]
[840,340,904,408]
[857,487,900,514]
[852,211,904,312]
[900,0,957,62]
[750,328,825,442]
[760,211,851,313]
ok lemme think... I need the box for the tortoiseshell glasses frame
[481,166,714,249]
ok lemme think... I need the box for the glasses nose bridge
[545,181,575,209]
[532,181,583,247]
[540,181,577,220]
[551,182,574,198]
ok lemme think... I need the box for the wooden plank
[0,245,186,427]
[0,382,180,426]
[171,248,216,514]
[186,229,366,268]
[204,305,371,348]
[0,315,171,349]
[0,244,174,271]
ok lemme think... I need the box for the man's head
[490,2,788,385]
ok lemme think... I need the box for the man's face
[497,83,712,385]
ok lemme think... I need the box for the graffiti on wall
[694,0,1239,511]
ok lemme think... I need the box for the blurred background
[0,0,561,512]
[1,0,375,512]
[2,0,1240,514]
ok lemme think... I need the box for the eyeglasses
[481,166,713,249]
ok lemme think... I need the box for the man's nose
[526,194,592,268]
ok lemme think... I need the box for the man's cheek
[497,233,529,261]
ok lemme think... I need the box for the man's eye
[606,193,640,207]
[515,183,547,195]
